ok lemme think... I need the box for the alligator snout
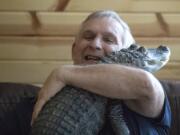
[129,44,139,50]
[158,45,169,52]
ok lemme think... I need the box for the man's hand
[31,68,66,125]
[31,96,46,125]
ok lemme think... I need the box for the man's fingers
[31,99,46,126]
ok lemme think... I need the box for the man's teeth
[85,55,100,60]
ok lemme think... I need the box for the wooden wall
[0,0,180,84]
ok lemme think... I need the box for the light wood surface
[1,12,180,37]
[0,36,179,61]
[66,0,180,12]
[1,0,179,12]
[0,0,179,84]
[0,36,179,83]
[0,61,178,84]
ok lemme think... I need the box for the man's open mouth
[84,55,101,61]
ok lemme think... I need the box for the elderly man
[32,10,171,134]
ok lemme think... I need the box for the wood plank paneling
[0,36,73,60]
[154,62,180,80]
[0,0,180,12]
[0,12,34,35]
[0,12,167,36]
[0,36,179,83]
[162,14,180,36]
[36,12,88,36]
[0,0,57,11]
[0,36,179,62]
[120,13,165,37]
[66,0,180,12]
[0,61,178,83]
[0,61,72,83]
[66,0,132,12]
[131,1,180,12]
[37,12,165,36]
[0,12,88,35]
[0,0,180,83]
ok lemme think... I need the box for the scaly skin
[31,44,170,135]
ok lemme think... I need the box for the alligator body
[31,44,170,135]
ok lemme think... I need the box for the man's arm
[61,64,165,117]
[32,64,164,123]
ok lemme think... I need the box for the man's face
[72,17,124,65]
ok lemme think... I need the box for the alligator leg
[108,99,130,135]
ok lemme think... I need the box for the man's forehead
[81,29,117,37]
[80,17,124,36]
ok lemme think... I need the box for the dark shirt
[99,95,171,135]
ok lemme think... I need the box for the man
[32,10,171,134]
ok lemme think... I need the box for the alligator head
[100,44,171,73]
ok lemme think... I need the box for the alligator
[30,44,171,135]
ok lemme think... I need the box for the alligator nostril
[129,44,139,50]
[137,46,146,53]
[158,45,168,51]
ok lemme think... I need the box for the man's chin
[74,60,99,65]
[82,60,99,65]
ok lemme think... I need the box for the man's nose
[90,38,102,50]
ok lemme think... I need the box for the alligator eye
[137,46,146,53]
[158,45,168,51]
[129,44,139,50]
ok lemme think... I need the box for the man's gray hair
[80,10,135,48]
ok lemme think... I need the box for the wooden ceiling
[0,0,180,37]
[0,0,180,12]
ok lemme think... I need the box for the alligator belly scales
[31,44,170,135]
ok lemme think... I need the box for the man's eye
[83,35,94,40]
[104,37,114,43]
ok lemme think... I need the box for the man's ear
[71,42,76,53]
[72,42,76,50]
[71,42,76,60]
